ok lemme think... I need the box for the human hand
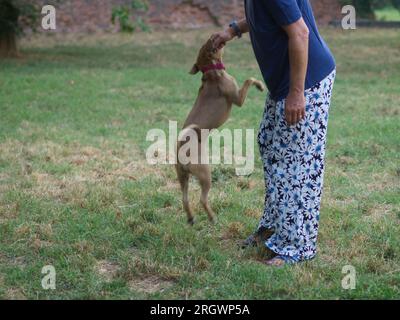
[210,28,235,50]
[285,90,306,126]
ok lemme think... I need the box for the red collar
[200,62,225,74]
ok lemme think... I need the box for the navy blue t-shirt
[244,0,336,101]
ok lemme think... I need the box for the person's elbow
[284,18,309,41]
[297,24,309,40]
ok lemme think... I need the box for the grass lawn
[0,28,399,300]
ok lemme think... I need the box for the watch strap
[229,20,242,38]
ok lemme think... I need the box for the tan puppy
[176,38,265,225]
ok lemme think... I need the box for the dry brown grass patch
[95,260,121,283]
[0,137,163,207]
[4,288,27,300]
[220,222,245,240]
[128,275,174,294]
[363,204,395,223]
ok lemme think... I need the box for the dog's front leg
[228,78,265,107]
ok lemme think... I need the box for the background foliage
[342,0,400,18]
[111,0,150,33]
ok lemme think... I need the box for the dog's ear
[189,64,199,75]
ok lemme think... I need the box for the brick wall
[146,0,245,28]
[310,0,342,25]
[22,0,342,33]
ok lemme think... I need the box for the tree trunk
[0,31,18,58]
[0,0,20,58]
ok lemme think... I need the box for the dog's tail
[177,124,202,149]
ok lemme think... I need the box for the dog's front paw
[255,80,266,92]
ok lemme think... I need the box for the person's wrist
[289,87,305,96]
[226,27,235,40]
[229,20,242,38]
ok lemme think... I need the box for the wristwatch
[229,20,242,38]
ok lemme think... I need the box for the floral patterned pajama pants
[257,70,336,262]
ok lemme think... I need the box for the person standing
[212,0,336,266]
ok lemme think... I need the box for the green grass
[0,28,399,299]
[375,6,400,21]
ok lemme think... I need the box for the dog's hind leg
[177,168,194,225]
[196,166,215,223]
